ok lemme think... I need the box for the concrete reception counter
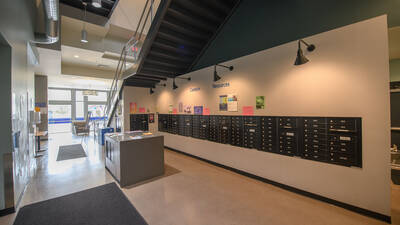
[104,131,164,187]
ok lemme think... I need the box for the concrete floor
[0,132,398,225]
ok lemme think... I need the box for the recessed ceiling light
[92,0,102,8]
[74,55,79,58]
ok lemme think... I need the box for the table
[35,131,48,157]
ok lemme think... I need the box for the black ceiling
[60,0,119,18]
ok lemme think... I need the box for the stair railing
[103,0,157,128]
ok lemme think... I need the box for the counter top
[105,131,163,142]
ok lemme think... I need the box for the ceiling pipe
[32,0,59,44]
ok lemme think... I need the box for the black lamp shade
[173,79,178,90]
[150,88,154,94]
[214,70,221,82]
[294,48,309,66]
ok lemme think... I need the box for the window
[48,89,71,101]
[76,91,84,102]
[76,102,84,120]
[87,91,107,102]
[88,105,105,119]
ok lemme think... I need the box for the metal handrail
[103,0,157,128]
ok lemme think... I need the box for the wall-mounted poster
[227,94,238,112]
[172,108,178,114]
[149,113,154,123]
[256,96,265,109]
[242,106,254,115]
[219,95,227,111]
[194,106,203,115]
[184,105,192,113]
[203,107,210,115]
[129,102,137,114]
[139,107,146,113]
[179,102,183,112]
[168,105,173,113]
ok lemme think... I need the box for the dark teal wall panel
[193,0,400,71]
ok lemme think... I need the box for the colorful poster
[256,96,265,109]
[219,95,227,111]
[203,107,210,115]
[184,105,192,113]
[130,102,137,114]
[242,106,254,115]
[194,106,203,115]
[227,94,238,112]
[172,108,178,114]
[179,102,183,112]
[139,107,146,113]
[168,105,173,113]
[149,113,154,123]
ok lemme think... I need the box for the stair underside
[125,0,241,88]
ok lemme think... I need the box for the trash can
[98,127,114,145]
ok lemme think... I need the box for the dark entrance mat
[13,183,148,225]
[56,144,87,161]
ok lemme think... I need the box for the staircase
[104,0,241,127]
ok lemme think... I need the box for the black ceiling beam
[60,0,118,18]
[149,47,194,63]
[146,56,189,70]
[142,62,186,74]
[140,69,177,78]
[126,77,161,83]
[167,8,216,33]
[124,79,158,87]
[152,39,198,57]
[133,74,167,81]
[101,0,115,8]
[202,0,232,14]
[124,82,156,88]
[161,20,210,41]
[157,27,207,49]
[173,0,225,24]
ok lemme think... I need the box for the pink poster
[242,106,254,115]
[139,107,146,113]
[203,107,210,115]
[172,108,178,114]
[129,102,137,114]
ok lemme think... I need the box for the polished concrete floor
[0,132,399,225]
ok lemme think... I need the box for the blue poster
[194,106,203,115]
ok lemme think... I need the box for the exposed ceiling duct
[33,0,59,44]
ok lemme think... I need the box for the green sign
[256,96,265,109]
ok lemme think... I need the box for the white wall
[0,0,37,210]
[124,16,391,215]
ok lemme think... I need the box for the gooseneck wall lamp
[149,83,166,95]
[294,39,316,66]
[172,77,191,90]
[214,64,234,82]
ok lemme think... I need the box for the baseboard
[0,207,15,217]
[165,146,391,224]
